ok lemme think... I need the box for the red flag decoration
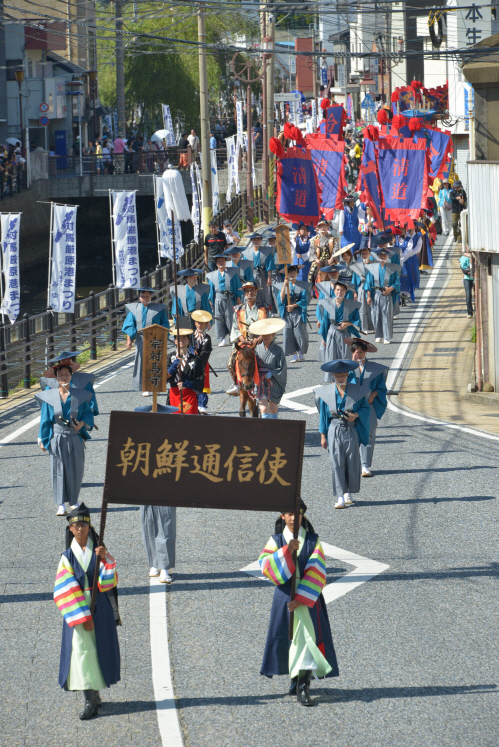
[325,106,347,139]
[376,138,428,222]
[276,147,320,225]
[304,136,346,218]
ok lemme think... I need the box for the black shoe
[80,690,99,720]
[297,671,315,707]
[95,691,102,707]
[288,677,298,695]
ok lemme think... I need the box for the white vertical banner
[111,191,140,289]
[113,110,118,138]
[189,165,201,241]
[49,204,78,313]
[296,100,304,124]
[105,114,113,138]
[161,104,176,146]
[289,100,296,123]
[0,213,21,323]
[305,118,313,133]
[154,177,184,261]
[225,135,238,202]
[236,102,244,150]
[194,162,203,218]
[210,150,220,215]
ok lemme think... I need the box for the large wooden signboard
[142,323,169,395]
[275,223,292,266]
[104,411,305,513]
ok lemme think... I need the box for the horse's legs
[249,396,259,417]
[239,389,247,417]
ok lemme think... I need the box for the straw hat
[343,337,378,353]
[191,310,212,323]
[331,242,355,259]
[171,328,193,336]
[248,318,286,336]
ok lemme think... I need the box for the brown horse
[235,342,259,417]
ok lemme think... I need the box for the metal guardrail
[0,164,28,198]
[0,189,268,399]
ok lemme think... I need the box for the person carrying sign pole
[259,499,339,706]
[166,328,205,414]
[122,286,170,395]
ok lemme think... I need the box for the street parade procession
[1,23,497,743]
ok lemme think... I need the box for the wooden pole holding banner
[275,223,292,306]
[171,211,184,413]
[90,496,108,615]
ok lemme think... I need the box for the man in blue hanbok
[40,350,99,416]
[223,246,255,284]
[338,194,365,252]
[170,268,211,328]
[122,286,169,395]
[315,359,370,508]
[364,244,401,344]
[207,253,243,346]
[318,280,361,377]
[273,264,311,362]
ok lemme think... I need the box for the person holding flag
[273,264,311,363]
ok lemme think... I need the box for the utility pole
[261,13,269,224]
[266,13,275,220]
[198,4,212,235]
[312,25,317,102]
[116,0,126,137]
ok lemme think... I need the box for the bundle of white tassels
[161,166,191,221]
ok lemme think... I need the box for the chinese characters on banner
[104,411,305,513]
[456,0,491,46]
[306,138,346,217]
[377,138,428,222]
[141,323,169,392]
[50,204,78,313]
[161,104,176,146]
[154,177,184,261]
[276,148,320,224]
[358,137,383,224]
[236,101,244,149]
[189,165,201,241]
[112,191,140,288]
[0,213,21,322]
[210,150,220,215]
[225,136,238,202]
[275,224,291,265]
[325,106,346,139]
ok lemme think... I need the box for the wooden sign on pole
[141,323,169,412]
[275,223,292,305]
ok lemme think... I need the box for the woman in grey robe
[248,318,287,419]
[36,365,94,516]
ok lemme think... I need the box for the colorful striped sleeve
[97,552,118,593]
[259,537,295,586]
[294,539,327,608]
[53,555,92,627]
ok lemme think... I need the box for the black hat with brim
[50,350,79,363]
[67,501,91,525]
[139,286,155,293]
[178,268,203,277]
[320,359,359,374]
[213,253,228,259]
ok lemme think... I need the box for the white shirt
[188,134,200,150]
[338,203,365,233]
[224,228,240,246]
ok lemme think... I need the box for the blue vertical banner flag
[154,178,184,262]
[111,191,140,288]
[325,106,346,139]
[225,136,238,202]
[236,102,244,148]
[0,212,21,322]
[358,137,383,225]
[190,165,201,241]
[377,138,428,222]
[305,137,346,218]
[161,104,176,146]
[50,204,78,313]
[113,110,118,138]
[276,147,320,224]
[311,99,317,120]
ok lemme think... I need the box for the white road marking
[0,416,40,449]
[241,543,389,604]
[386,400,499,442]
[280,385,319,414]
[149,578,183,747]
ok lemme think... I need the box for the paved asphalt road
[1,235,498,747]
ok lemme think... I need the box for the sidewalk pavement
[397,244,499,436]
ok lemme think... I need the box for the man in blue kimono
[243,233,275,307]
[273,264,311,362]
[315,359,370,508]
[364,243,401,344]
[223,246,255,284]
[338,194,365,252]
[207,254,243,346]
[40,350,99,416]
[122,286,169,395]
[170,268,211,328]
[319,280,361,375]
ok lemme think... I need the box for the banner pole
[288,493,301,640]
[109,191,116,286]
[47,202,54,308]
[90,494,108,615]
[171,210,184,413]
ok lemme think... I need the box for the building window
[6,60,23,81]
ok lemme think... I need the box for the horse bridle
[238,344,257,395]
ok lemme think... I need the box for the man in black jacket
[449,180,467,242]
[204,220,227,271]
[191,310,213,414]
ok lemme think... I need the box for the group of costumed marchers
[43,88,451,712]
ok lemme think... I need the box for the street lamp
[14,68,24,146]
